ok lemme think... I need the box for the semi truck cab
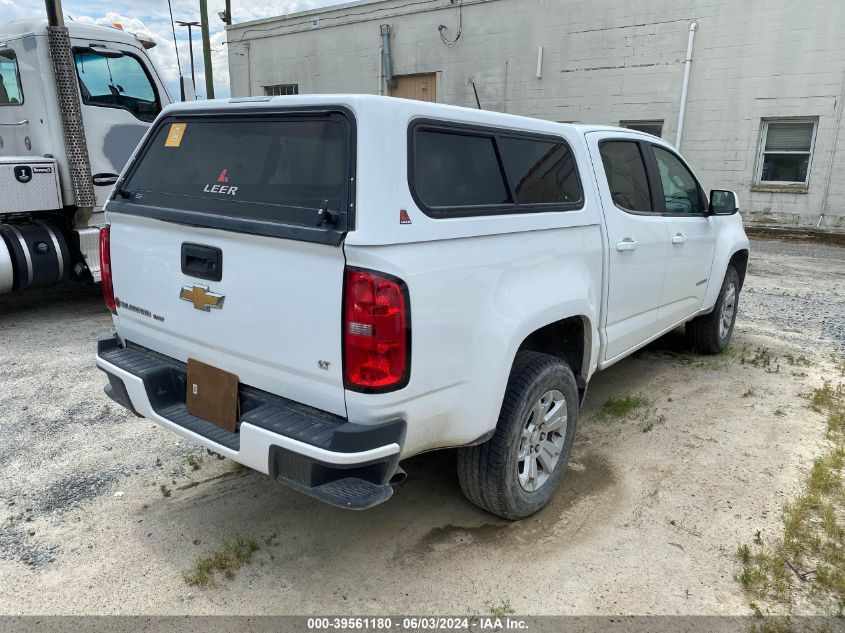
[0,18,172,295]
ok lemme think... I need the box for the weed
[831,354,845,377]
[773,408,786,417]
[155,457,162,467]
[486,598,515,618]
[810,382,845,413]
[182,536,259,587]
[743,388,757,398]
[160,484,172,498]
[784,353,812,367]
[737,377,845,614]
[742,346,777,369]
[186,453,204,471]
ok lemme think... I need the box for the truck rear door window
[598,141,653,213]
[411,123,583,217]
[118,113,352,240]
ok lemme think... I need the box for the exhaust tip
[389,466,407,486]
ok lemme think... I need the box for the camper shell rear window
[111,108,355,245]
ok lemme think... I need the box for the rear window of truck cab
[115,110,354,244]
[409,120,583,217]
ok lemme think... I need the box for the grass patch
[182,536,259,587]
[743,388,757,398]
[737,379,845,614]
[186,453,204,471]
[773,408,786,417]
[159,484,172,498]
[486,598,515,618]
[600,394,652,418]
[599,394,664,433]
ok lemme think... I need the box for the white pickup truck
[95,95,749,519]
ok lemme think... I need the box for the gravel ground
[0,236,842,615]
[740,237,845,353]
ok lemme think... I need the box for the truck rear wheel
[457,351,578,519]
[685,266,741,354]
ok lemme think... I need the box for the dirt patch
[0,238,842,615]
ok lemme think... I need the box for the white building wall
[228,0,845,231]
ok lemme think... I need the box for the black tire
[457,351,579,519]
[686,266,741,354]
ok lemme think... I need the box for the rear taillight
[343,268,410,392]
[99,225,116,314]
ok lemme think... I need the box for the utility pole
[199,0,214,99]
[175,21,200,91]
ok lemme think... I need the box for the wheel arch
[728,248,749,290]
[515,314,593,398]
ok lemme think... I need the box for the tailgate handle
[181,243,222,282]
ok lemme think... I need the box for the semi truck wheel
[686,266,741,355]
[457,351,579,519]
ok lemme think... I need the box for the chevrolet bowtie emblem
[179,285,225,311]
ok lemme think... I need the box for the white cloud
[5,0,348,99]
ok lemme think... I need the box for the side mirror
[180,76,197,102]
[709,189,739,215]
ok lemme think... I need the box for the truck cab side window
[651,146,705,215]
[0,50,23,105]
[598,140,653,213]
[73,49,160,122]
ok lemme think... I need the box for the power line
[166,0,182,76]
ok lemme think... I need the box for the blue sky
[4,0,349,98]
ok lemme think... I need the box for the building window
[264,84,299,96]
[756,119,817,186]
[0,49,24,105]
[621,120,663,138]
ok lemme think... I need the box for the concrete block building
[227,0,845,231]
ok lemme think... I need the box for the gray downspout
[44,0,95,228]
[818,69,845,228]
[380,24,396,91]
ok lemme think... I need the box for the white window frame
[755,118,818,187]
[264,84,299,96]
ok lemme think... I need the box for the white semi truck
[0,8,174,295]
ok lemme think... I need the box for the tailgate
[109,214,347,416]
[105,108,355,417]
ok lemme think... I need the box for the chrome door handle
[0,120,29,126]
[671,233,687,245]
[616,238,637,252]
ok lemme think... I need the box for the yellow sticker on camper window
[164,123,187,147]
